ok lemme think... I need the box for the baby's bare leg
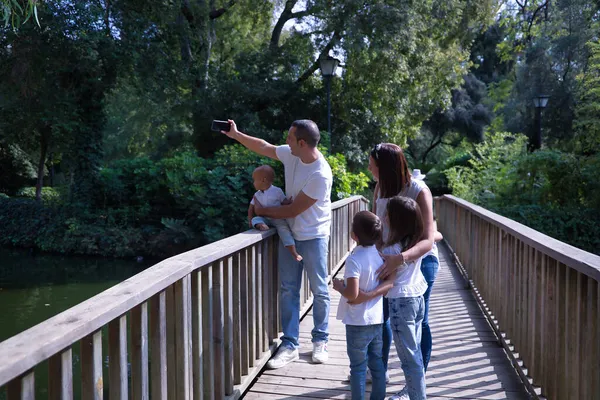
[255,223,269,231]
[285,244,303,262]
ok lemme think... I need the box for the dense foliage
[1,0,599,257]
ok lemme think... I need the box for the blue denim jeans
[382,297,392,370]
[251,216,295,247]
[278,237,330,348]
[420,255,439,372]
[346,324,386,400]
[389,296,426,400]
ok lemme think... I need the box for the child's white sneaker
[388,386,409,400]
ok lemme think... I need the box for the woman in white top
[352,143,436,400]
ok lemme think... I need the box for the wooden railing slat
[256,242,264,356]
[108,316,127,400]
[191,271,203,400]
[201,267,214,399]
[239,248,249,377]
[231,253,242,385]
[175,276,192,400]
[248,246,257,367]
[165,287,177,399]
[212,261,225,399]
[49,349,73,400]
[223,256,234,395]
[130,303,149,400]
[80,331,103,400]
[150,291,167,400]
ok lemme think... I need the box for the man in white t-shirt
[221,119,333,369]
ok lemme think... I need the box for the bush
[0,144,37,195]
[15,186,62,203]
[492,204,600,254]
[445,132,600,255]
[2,144,373,257]
[326,153,370,200]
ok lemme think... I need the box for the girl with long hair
[381,196,427,399]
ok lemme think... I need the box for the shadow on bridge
[244,244,530,400]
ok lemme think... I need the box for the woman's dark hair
[370,143,411,198]
[352,211,382,247]
[385,196,424,251]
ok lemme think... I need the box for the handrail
[440,195,600,281]
[435,195,600,400]
[0,195,369,399]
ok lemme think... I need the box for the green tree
[574,37,600,154]
[1,0,39,27]
[0,1,118,203]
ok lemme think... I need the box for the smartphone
[211,120,231,132]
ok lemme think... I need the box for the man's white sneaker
[388,386,409,400]
[312,341,328,363]
[266,346,299,369]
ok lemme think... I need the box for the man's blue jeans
[420,255,439,372]
[346,324,386,400]
[389,296,426,400]
[278,237,330,348]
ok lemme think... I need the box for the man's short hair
[291,119,320,148]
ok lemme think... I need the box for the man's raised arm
[221,119,278,160]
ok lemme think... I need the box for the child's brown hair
[352,211,382,247]
[385,196,424,251]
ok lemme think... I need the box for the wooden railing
[0,195,368,400]
[435,195,600,400]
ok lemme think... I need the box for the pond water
[0,247,156,397]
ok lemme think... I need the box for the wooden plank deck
[243,244,530,399]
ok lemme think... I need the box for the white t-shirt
[250,185,286,207]
[381,243,427,298]
[275,145,332,241]
[336,245,384,325]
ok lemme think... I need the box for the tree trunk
[421,137,443,163]
[35,127,50,202]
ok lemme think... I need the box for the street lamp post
[319,56,340,153]
[530,94,549,151]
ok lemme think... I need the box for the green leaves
[2,0,40,27]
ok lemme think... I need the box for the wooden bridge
[0,195,598,400]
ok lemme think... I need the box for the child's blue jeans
[346,324,386,400]
[251,216,295,247]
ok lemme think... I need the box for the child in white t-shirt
[248,165,301,261]
[333,211,393,400]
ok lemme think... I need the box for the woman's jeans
[382,297,392,370]
[389,296,426,399]
[420,255,439,371]
[346,324,386,400]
